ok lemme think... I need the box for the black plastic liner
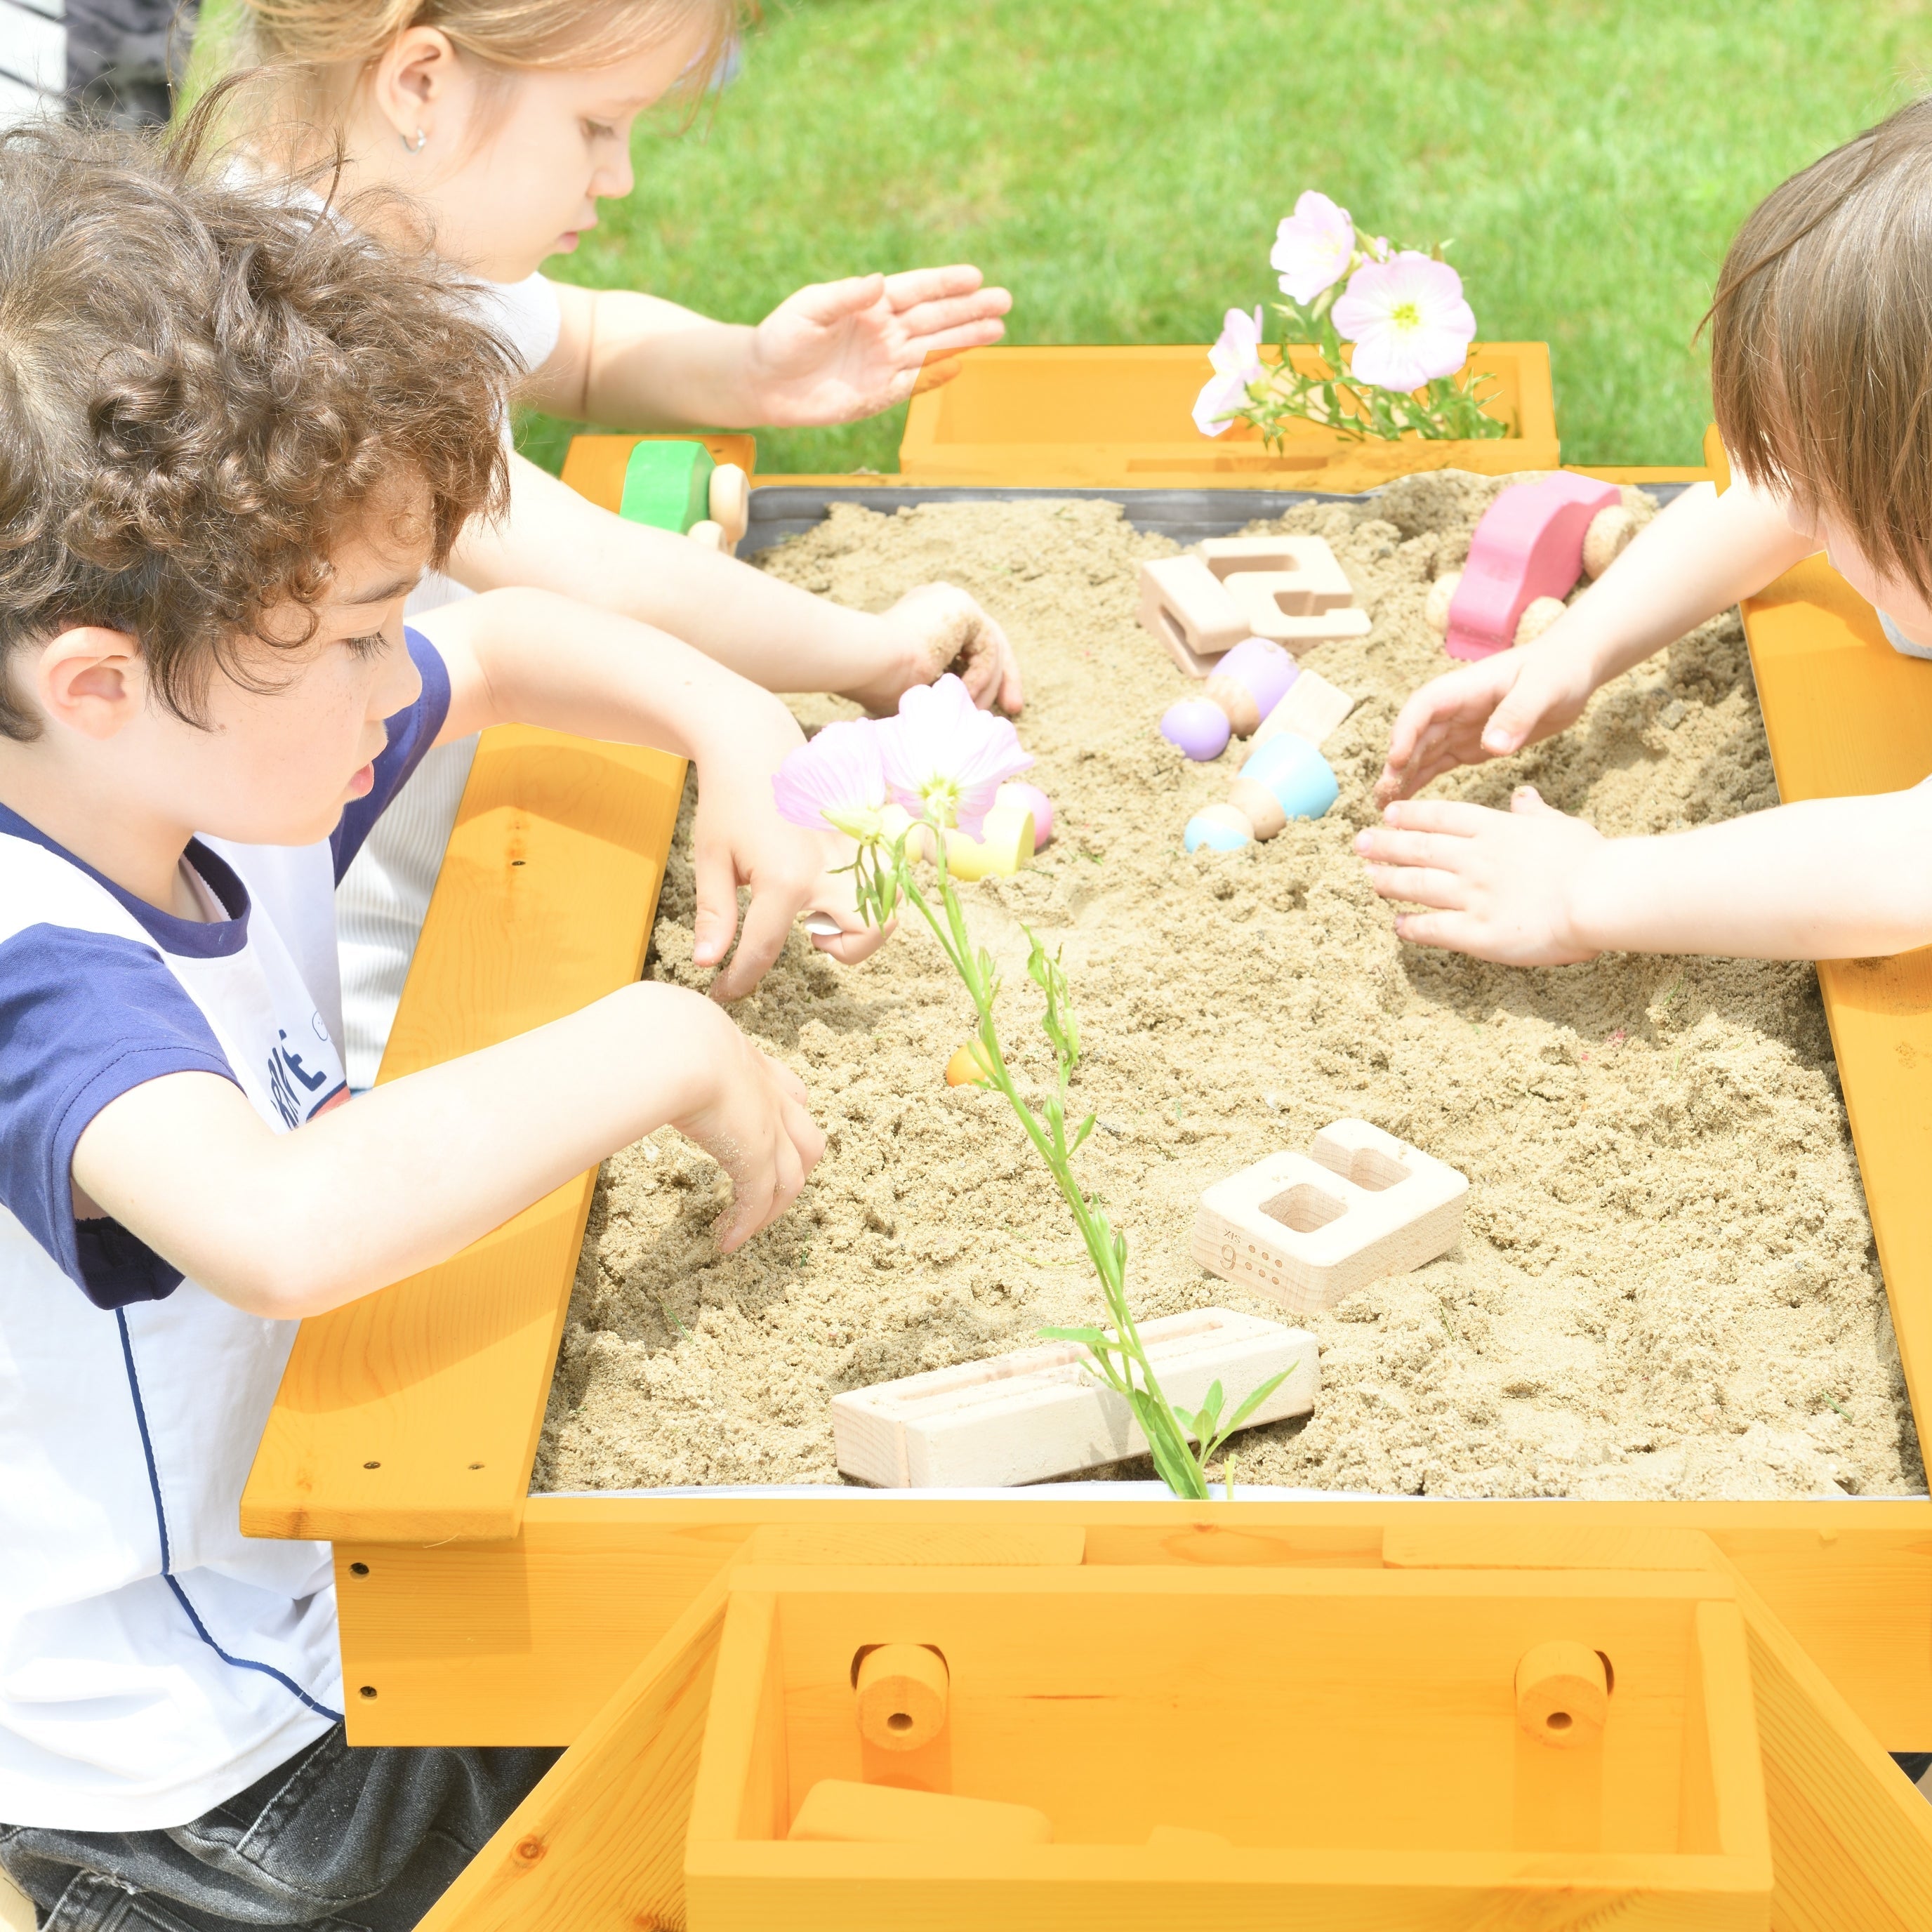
[739,479,1700,560]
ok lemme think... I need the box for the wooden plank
[418,1569,733,1932]
[240,729,686,1544]
[1707,425,1932,1446]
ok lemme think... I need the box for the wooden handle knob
[1515,1641,1608,1749]
[855,1644,948,1752]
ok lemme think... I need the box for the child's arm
[451,456,1023,716]
[1356,781,1932,965]
[416,589,887,998]
[72,979,819,1318]
[528,268,1011,431]
[1375,479,1817,803]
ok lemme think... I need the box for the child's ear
[373,26,459,140]
[37,626,145,741]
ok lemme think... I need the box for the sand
[531,474,1923,1502]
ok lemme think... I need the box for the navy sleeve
[330,626,452,882]
[0,925,238,1309]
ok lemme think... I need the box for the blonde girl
[219,0,1020,1081]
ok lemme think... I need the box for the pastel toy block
[1191,1119,1468,1315]
[1203,636,1297,736]
[1136,557,1249,672]
[1253,668,1356,750]
[788,1781,1052,1847]
[1184,804,1254,853]
[1222,572,1374,651]
[1199,535,1355,612]
[830,1306,1316,1488]
[998,781,1054,848]
[1444,474,1618,660]
[1160,696,1233,762]
[1236,731,1337,825]
[618,437,715,533]
[939,803,1035,880]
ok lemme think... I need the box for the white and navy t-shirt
[0,630,449,1831]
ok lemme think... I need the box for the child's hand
[1356,786,1605,964]
[842,583,1024,717]
[668,1013,826,1253]
[744,267,1012,427]
[1375,635,1598,804]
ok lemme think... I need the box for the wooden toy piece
[1136,556,1249,673]
[1514,594,1568,644]
[1184,734,1338,853]
[1199,534,1355,612]
[830,1306,1315,1488]
[1516,1641,1610,1749]
[618,437,716,533]
[788,1780,1053,1847]
[687,518,729,552]
[1182,802,1255,854]
[1191,1118,1469,1316]
[708,462,751,548]
[1252,668,1356,750]
[1424,569,1461,635]
[1582,502,1638,578]
[1202,636,1297,737]
[1445,473,1619,660]
[1160,696,1232,761]
[854,1643,949,1752]
[998,781,1054,848]
[1222,572,1374,653]
[939,803,1035,881]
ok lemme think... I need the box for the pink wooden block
[1443,475,1620,661]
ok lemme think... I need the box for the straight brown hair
[1711,97,1932,599]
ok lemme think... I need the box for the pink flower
[1331,251,1476,392]
[876,673,1033,838]
[1193,305,1265,437]
[1271,191,1356,305]
[772,718,888,839]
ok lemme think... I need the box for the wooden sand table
[535,475,1919,1502]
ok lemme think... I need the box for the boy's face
[1785,495,1932,645]
[135,510,432,850]
[419,32,713,283]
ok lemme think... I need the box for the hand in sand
[1356,786,1606,965]
[841,581,1024,717]
[745,266,1012,426]
[1375,636,1599,804]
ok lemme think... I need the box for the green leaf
[1224,1368,1295,1436]
[1070,1111,1097,1154]
[1038,1324,1110,1348]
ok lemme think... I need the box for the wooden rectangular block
[1136,555,1250,672]
[1200,535,1355,611]
[1254,670,1356,750]
[831,1307,1315,1488]
[1192,1120,1469,1315]
[1222,571,1374,651]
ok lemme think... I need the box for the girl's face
[1783,494,1932,648]
[364,27,713,283]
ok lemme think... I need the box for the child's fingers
[1354,825,1469,870]
[690,838,743,969]
[782,1092,827,1176]
[1361,862,1470,911]
[1377,798,1493,837]
[785,273,889,326]
[1390,909,1480,951]
[880,264,991,307]
[812,921,892,965]
[897,317,1010,365]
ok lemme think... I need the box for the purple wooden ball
[1160,698,1232,761]
[1216,637,1297,718]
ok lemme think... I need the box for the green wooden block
[618,440,716,533]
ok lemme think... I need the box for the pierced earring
[404,128,428,152]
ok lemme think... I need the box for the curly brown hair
[0,98,515,740]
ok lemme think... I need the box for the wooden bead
[855,1643,949,1752]
[1424,570,1461,635]
[1582,503,1636,578]
[1228,776,1286,841]
[1514,1640,1609,1749]
[708,463,750,546]
[687,519,728,552]
[1514,595,1568,645]
[1204,672,1262,738]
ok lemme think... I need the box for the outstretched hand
[1355,786,1605,965]
[744,265,1012,427]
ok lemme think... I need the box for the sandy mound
[532,477,1921,1501]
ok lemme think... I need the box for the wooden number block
[1221,573,1373,652]
[831,1307,1316,1488]
[1135,557,1250,673]
[1199,535,1355,612]
[1192,1120,1469,1315]
[1252,669,1356,750]
[1445,473,1618,661]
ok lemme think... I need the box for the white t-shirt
[335,272,564,1090]
[0,633,449,1829]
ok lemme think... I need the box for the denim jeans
[0,1728,561,1931]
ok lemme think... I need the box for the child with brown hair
[1361,98,1932,967]
[211,0,1020,1082]
[0,112,822,1921]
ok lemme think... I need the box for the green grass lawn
[524,0,1932,477]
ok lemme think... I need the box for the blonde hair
[219,0,743,124]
